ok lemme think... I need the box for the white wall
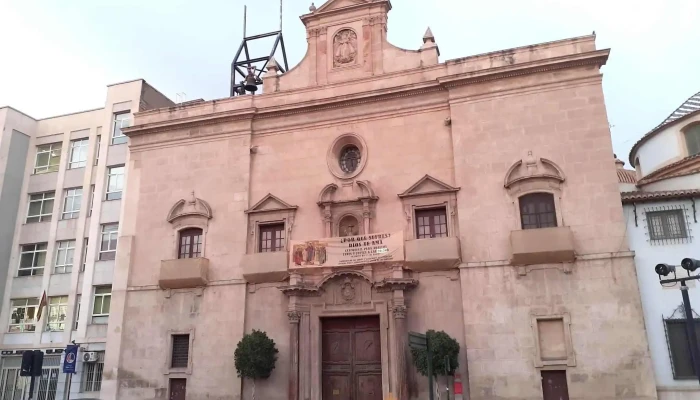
[624,199,700,393]
[634,113,700,177]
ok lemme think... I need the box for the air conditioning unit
[82,352,98,363]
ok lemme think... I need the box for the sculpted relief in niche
[333,29,358,67]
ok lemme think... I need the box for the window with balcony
[685,125,700,156]
[8,298,39,332]
[111,112,130,145]
[62,188,82,220]
[33,143,62,174]
[99,224,118,260]
[647,209,688,241]
[68,139,89,169]
[259,223,285,252]
[26,192,54,223]
[106,166,124,200]
[415,207,448,239]
[178,228,203,259]
[54,240,75,274]
[519,193,557,230]
[91,286,111,324]
[18,243,47,276]
[46,296,68,331]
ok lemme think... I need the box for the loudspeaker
[20,351,33,377]
[31,350,43,377]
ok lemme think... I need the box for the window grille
[643,204,693,245]
[171,334,190,368]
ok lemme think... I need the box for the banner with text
[289,231,404,268]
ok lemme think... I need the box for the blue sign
[63,345,78,374]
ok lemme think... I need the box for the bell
[244,69,258,93]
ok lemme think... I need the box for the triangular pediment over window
[245,193,298,214]
[398,175,460,198]
[313,0,373,14]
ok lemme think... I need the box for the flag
[36,291,47,321]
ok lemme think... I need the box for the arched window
[685,125,700,156]
[178,228,203,259]
[519,193,557,230]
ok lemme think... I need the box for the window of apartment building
[88,185,95,216]
[81,238,89,272]
[99,224,118,260]
[92,286,111,324]
[33,143,62,174]
[519,193,557,230]
[8,298,39,332]
[685,125,700,156]
[74,294,81,330]
[46,296,68,331]
[62,188,82,220]
[68,138,89,169]
[171,334,191,368]
[415,207,448,239]
[259,223,285,252]
[178,228,203,259]
[54,240,75,274]
[665,318,700,379]
[81,351,104,392]
[94,135,101,166]
[106,166,125,200]
[26,191,55,223]
[647,210,688,241]
[18,243,47,276]
[111,112,131,145]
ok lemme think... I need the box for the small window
[415,207,448,239]
[88,185,95,216]
[99,224,118,260]
[54,240,76,274]
[26,192,55,223]
[685,125,700,156]
[46,296,68,331]
[106,166,125,200]
[111,112,131,145]
[339,145,361,173]
[94,135,101,166]
[62,188,83,220]
[259,223,285,252]
[74,294,81,330]
[33,143,62,174]
[68,139,89,169]
[81,238,89,272]
[178,228,203,259]
[92,286,111,323]
[8,298,39,332]
[171,334,190,368]
[519,193,557,230]
[81,351,104,392]
[665,318,700,379]
[18,243,47,276]
[647,210,687,240]
[339,216,359,237]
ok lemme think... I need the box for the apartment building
[0,80,172,400]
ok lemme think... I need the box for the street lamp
[656,258,700,383]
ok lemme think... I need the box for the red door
[322,316,382,400]
[169,378,187,400]
[541,371,569,400]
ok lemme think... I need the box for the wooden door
[322,316,382,400]
[541,371,569,400]
[169,378,187,400]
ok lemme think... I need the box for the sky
[1,0,699,162]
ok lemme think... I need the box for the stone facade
[102,1,656,399]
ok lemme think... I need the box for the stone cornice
[437,49,609,89]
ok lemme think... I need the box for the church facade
[100,1,657,400]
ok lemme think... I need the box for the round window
[339,145,361,173]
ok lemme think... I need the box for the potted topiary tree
[234,329,279,400]
[410,330,460,400]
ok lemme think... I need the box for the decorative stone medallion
[333,29,358,67]
[340,277,356,302]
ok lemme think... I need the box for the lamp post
[656,258,700,384]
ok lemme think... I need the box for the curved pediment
[504,153,565,188]
[317,270,372,289]
[167,192,212,223]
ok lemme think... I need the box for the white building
[620,90,700,400]
[0,80,172,400]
